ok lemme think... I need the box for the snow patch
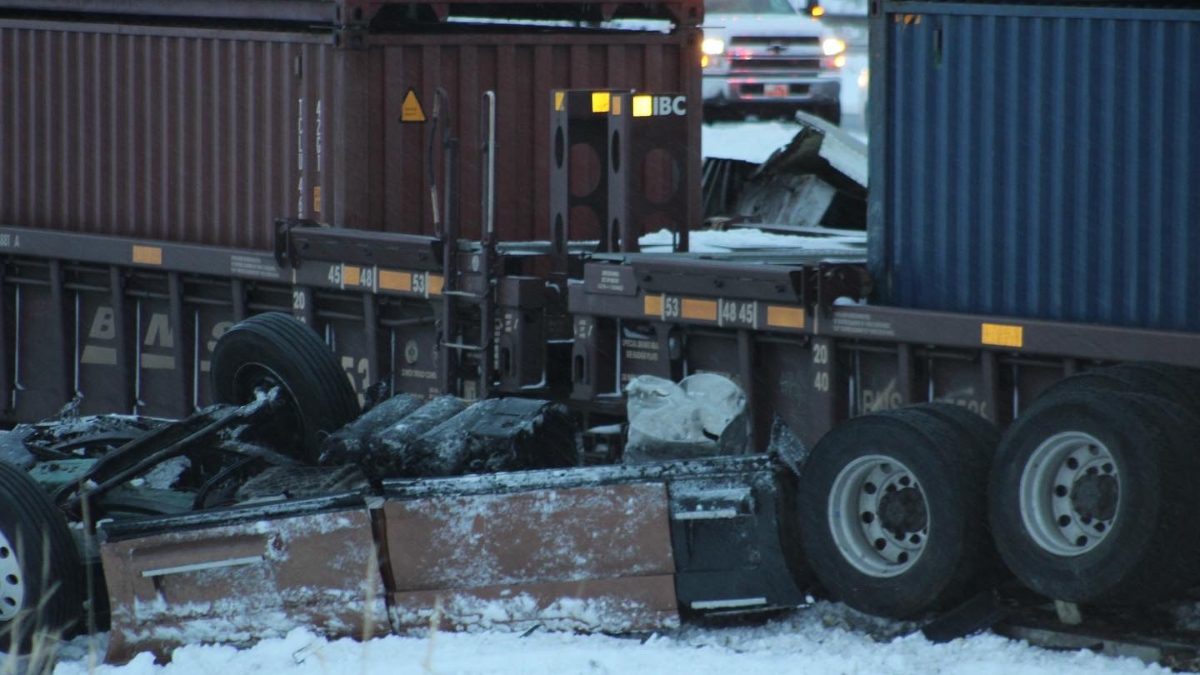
[53,602,1170,675]
[389,593,676,635]
[639,227,864,254]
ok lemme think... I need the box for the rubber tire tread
[797,407,994,618]
[0,462,83,655]
[911,402,1000,467]
[211,313,360,463]
[213,312,359,423]
[989,388,1200,605]
[1037,362,1200,419]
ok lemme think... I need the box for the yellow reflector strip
[379,270,413,292]
[644,294,664,317]
[591,91,611,114]
[612,94,622,116]
[681,298,718,321]
[554,91,565,112]
[427,274,444,296]
[632,94,653,118]
[767,306,806,329]
[132,245,162,266]
[342,265,362,286]
[981,323,1024,348]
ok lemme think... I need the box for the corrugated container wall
[0,18,700,248]
[869,2,1200,332]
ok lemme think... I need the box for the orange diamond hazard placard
[400,88,426,123]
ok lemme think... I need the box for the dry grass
[421,596,445,675]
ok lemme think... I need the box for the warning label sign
[401,88,426,123]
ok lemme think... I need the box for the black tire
[210,312,360,463]
[0,462,84,656]
[797,407,995,618]
[917,402,1001,466]
[989,389,1200,605]
[1037,362,1200,418]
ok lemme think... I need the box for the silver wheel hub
[828,455,929,578]
[0,530,25,621]
[1020,431,1119,556]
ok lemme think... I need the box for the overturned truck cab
[0,311,809,663]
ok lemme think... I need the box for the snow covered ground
[51,602,1168,675]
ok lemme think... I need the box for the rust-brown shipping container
[0,0,702,248]
[0,1,702,424]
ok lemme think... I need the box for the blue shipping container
[868,1,1200,332]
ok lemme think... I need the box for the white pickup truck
[701,0,845,124]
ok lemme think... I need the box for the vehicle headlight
[701,37,726,55]
[821,37,846,56]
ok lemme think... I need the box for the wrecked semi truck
[4,0,1200,667]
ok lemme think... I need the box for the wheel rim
[828,454,930,578]
[232,363,305,425]
[1019,431,1119,556]
[0,530,26,621]
[232,363,291,405]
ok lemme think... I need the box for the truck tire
[918,402,1000,464]
[0,461,83,656]
[210,312,361,463]
[797,406,994,617]
[1036,362,1200,418]
[989,389,1200,605]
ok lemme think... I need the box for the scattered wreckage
[0,312,807,664]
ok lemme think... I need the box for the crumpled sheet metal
[100,506,388,663]
[382,482,678,633]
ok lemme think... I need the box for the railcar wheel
[989,389,1200,604]
[210,312,361,463]
[797,406,994,618]
[0,461,84,657]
